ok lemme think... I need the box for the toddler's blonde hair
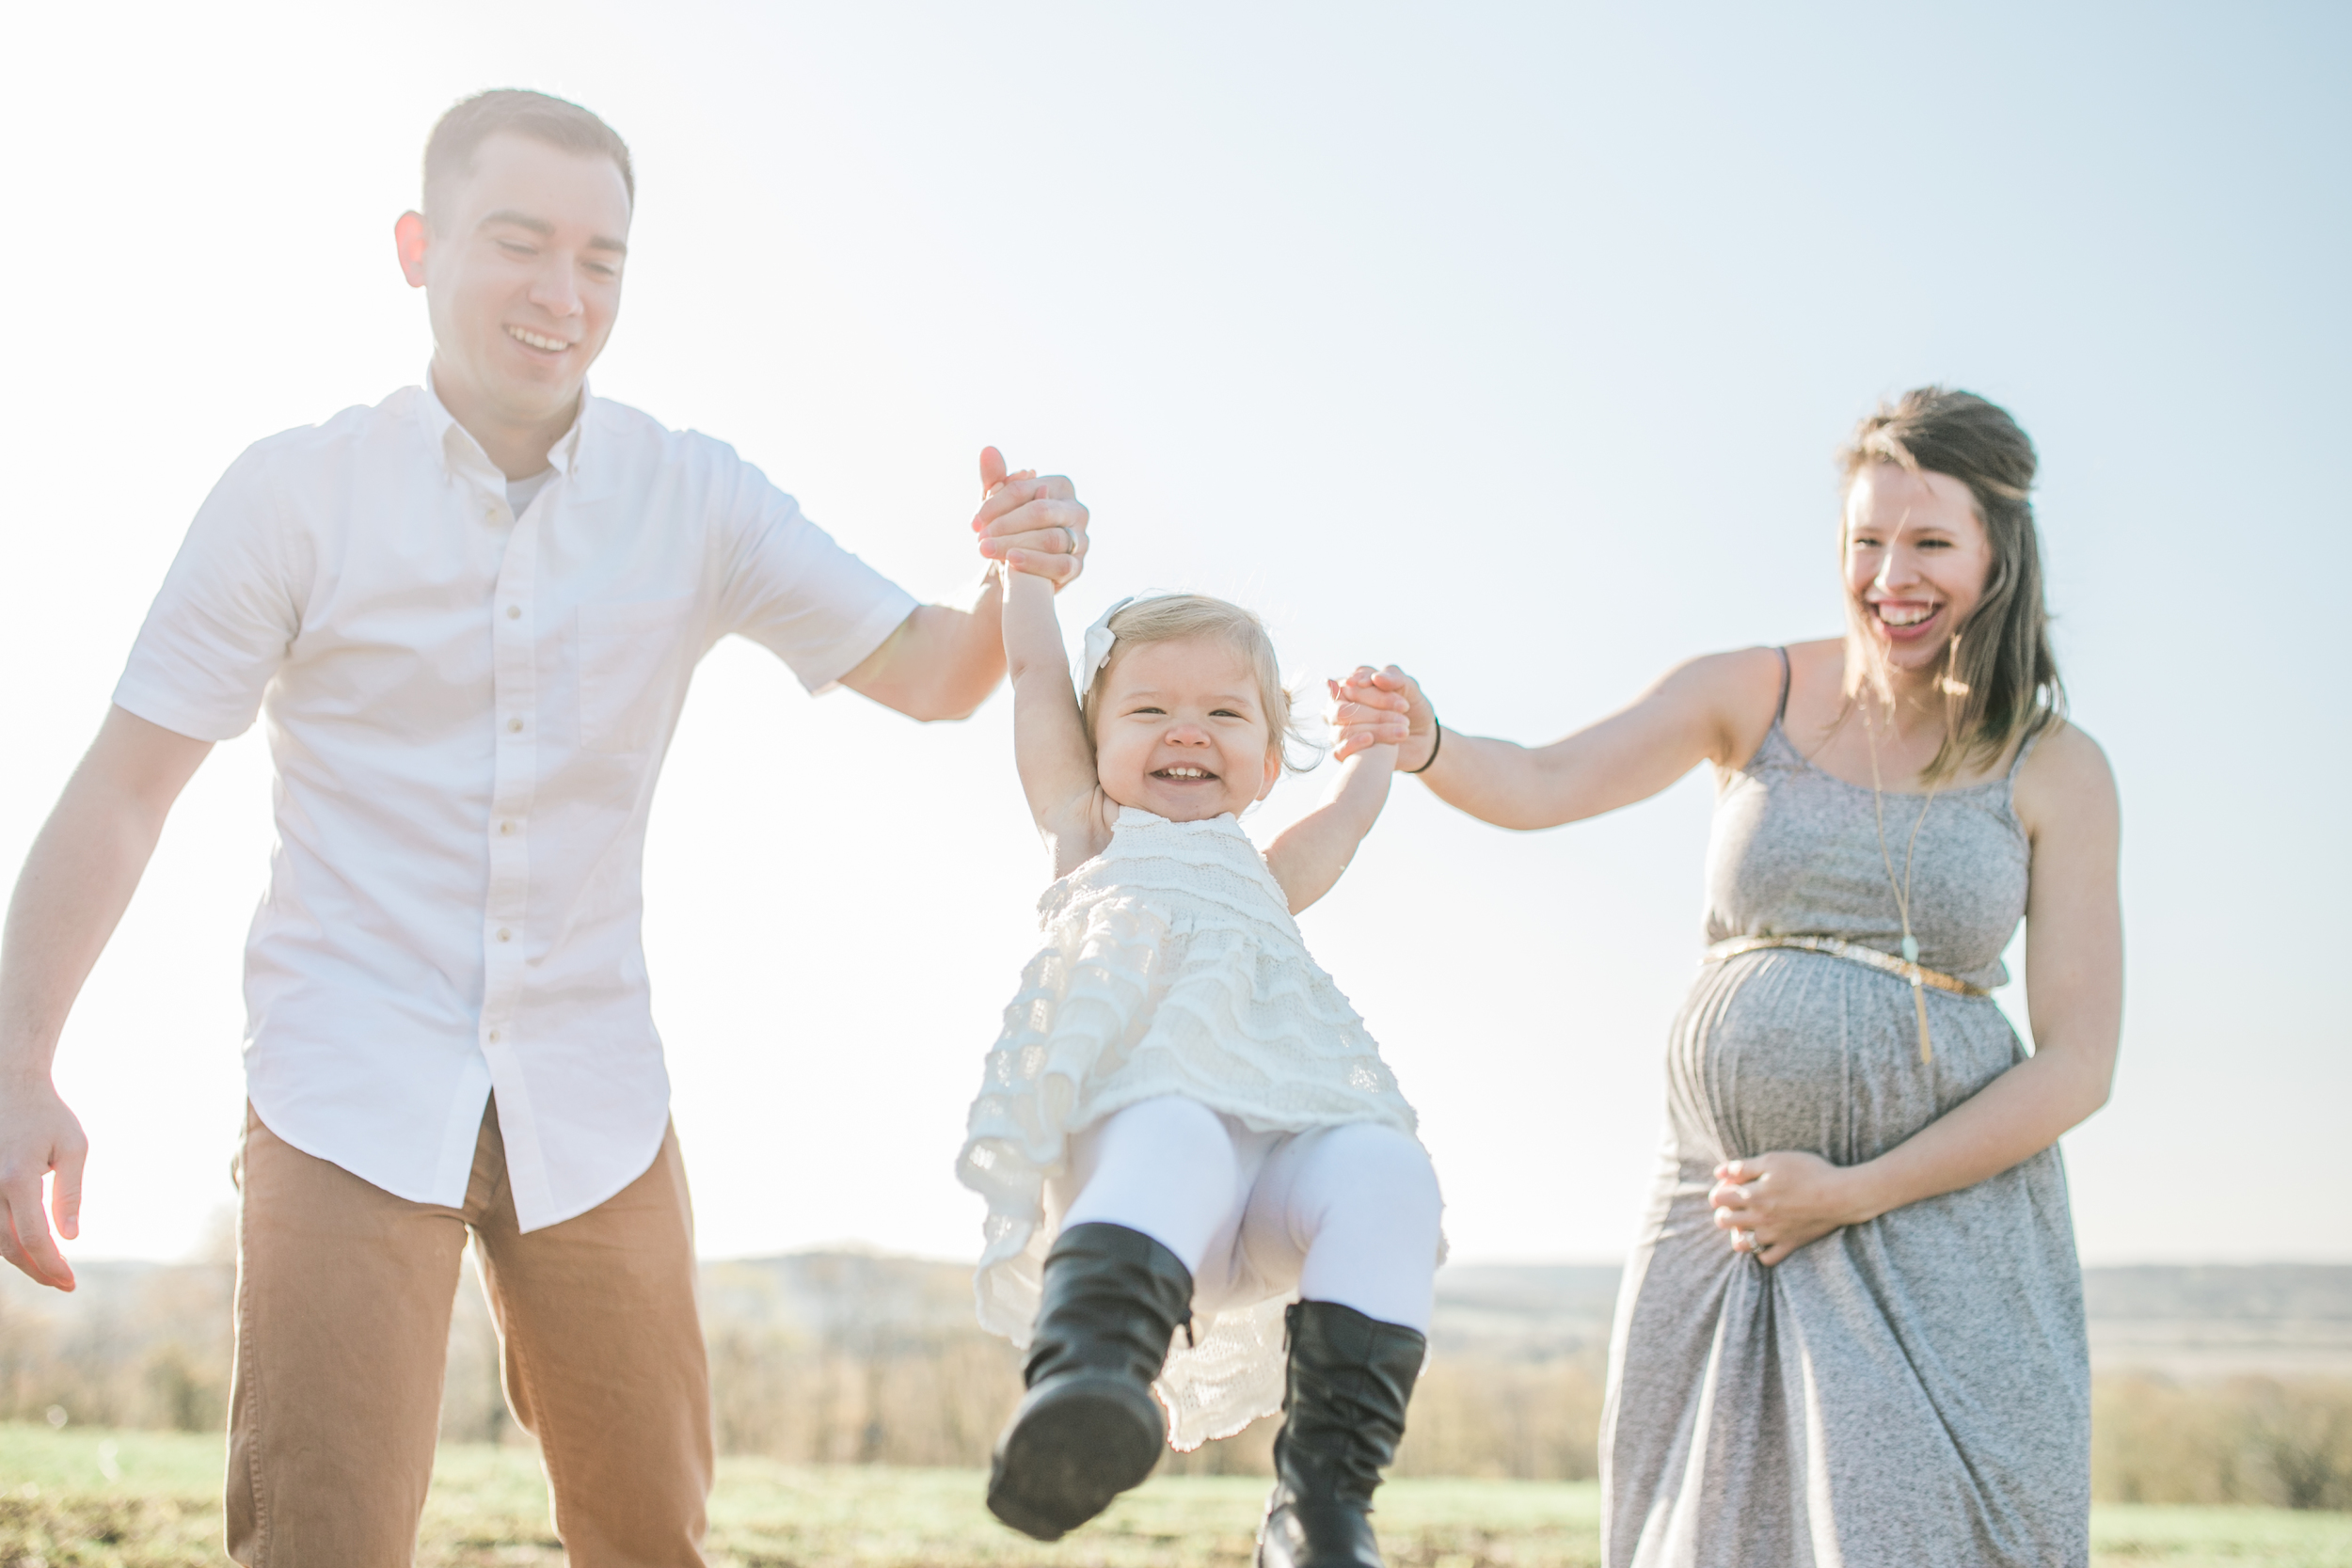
[1081,594,1320,774]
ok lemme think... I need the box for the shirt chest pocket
[575,595,698,754]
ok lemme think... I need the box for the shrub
[2093,1372,2352,1509]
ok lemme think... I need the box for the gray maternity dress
[1600,659,2090,1568]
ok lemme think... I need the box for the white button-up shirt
[114,380,916,1230]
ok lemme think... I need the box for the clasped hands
[1705,1151,1882,1266]
[971,446,1089,587]
[1324,666,1437,769]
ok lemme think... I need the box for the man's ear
[394,211,430,289]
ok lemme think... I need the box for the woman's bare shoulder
[1662,643,1817,769]
[2014,720,2120,835]
[1783,636,1845,668]
[2022,719,2115,784]
[1661,643,1799,697]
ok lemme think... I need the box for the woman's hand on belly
[1708,1152,1875,1266]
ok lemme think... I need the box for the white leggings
[1059,1096,1443,1333]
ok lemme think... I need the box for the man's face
[397,133,632,432]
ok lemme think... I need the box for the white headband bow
[1076,595,1136,687]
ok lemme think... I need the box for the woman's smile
[1868,597,1944,641]
[1842,464,1992,679]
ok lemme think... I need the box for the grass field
[3,1423,2349,1567]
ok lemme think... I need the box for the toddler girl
[957,556,1444,1568]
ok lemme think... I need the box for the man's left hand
[972,446,1089,588]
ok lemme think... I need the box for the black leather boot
[1256,1299,1427,1568]
[987,1222,1193,1541]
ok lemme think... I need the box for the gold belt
[1705,934,1992,997]
[1705,935,1993,1063]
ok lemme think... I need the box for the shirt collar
[419,365,592,484]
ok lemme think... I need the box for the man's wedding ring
[1057,524,1079,555]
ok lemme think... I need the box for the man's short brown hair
[422,89,634,222]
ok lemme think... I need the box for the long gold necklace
[1860,691,1943,1064]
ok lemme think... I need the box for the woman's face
[1842,462,1994,676]
[1092,634,1281,822]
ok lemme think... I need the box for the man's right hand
[0,1076,86,1290]
[972,446,1089,589]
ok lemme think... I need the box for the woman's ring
[1739,1228,1757,1251]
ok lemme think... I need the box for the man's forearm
[842,573,1009,722]
[929,593,1012,719]
[1,710,209,1076]
[2,825,143,1077]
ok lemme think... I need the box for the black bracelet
[1405,718,1443,775]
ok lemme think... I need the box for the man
[0,89,1087,1563]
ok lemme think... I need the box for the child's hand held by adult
[1331,666,1437,771]
[1327,676,1410,762]
[972,445,1089,588]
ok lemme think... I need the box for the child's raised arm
[1263,697,1399,912]
[999,560,1115,872]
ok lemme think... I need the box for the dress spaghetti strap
[2004,721,2048,798]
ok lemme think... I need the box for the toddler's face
[1093,634,1281,822]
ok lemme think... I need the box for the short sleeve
[112,444,310,742]
[710,456,918,693]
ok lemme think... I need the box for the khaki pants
[227,1102,713,1566]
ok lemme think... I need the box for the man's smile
[506,325,573,354]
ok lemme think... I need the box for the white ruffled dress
[958,806,1425,1449]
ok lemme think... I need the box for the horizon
[47,1224,2352,1274]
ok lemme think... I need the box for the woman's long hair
[1839,388,2065,782]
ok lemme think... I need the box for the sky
[1,2,2345,1270]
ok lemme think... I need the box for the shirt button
[507,717,524,733]
[487,1029,501,1043]
[506,605,522,620]
[497,927,512,942]
[500,820,516,836]
[485,506,500,523]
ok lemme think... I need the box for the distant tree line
[2,1256,2346,1509]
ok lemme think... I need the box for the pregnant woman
[1336,388,2122,1566]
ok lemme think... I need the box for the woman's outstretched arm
[1707,721,2123,1263]
[1332,651,1786,830]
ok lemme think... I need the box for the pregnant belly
[1666,948,2026,1166]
